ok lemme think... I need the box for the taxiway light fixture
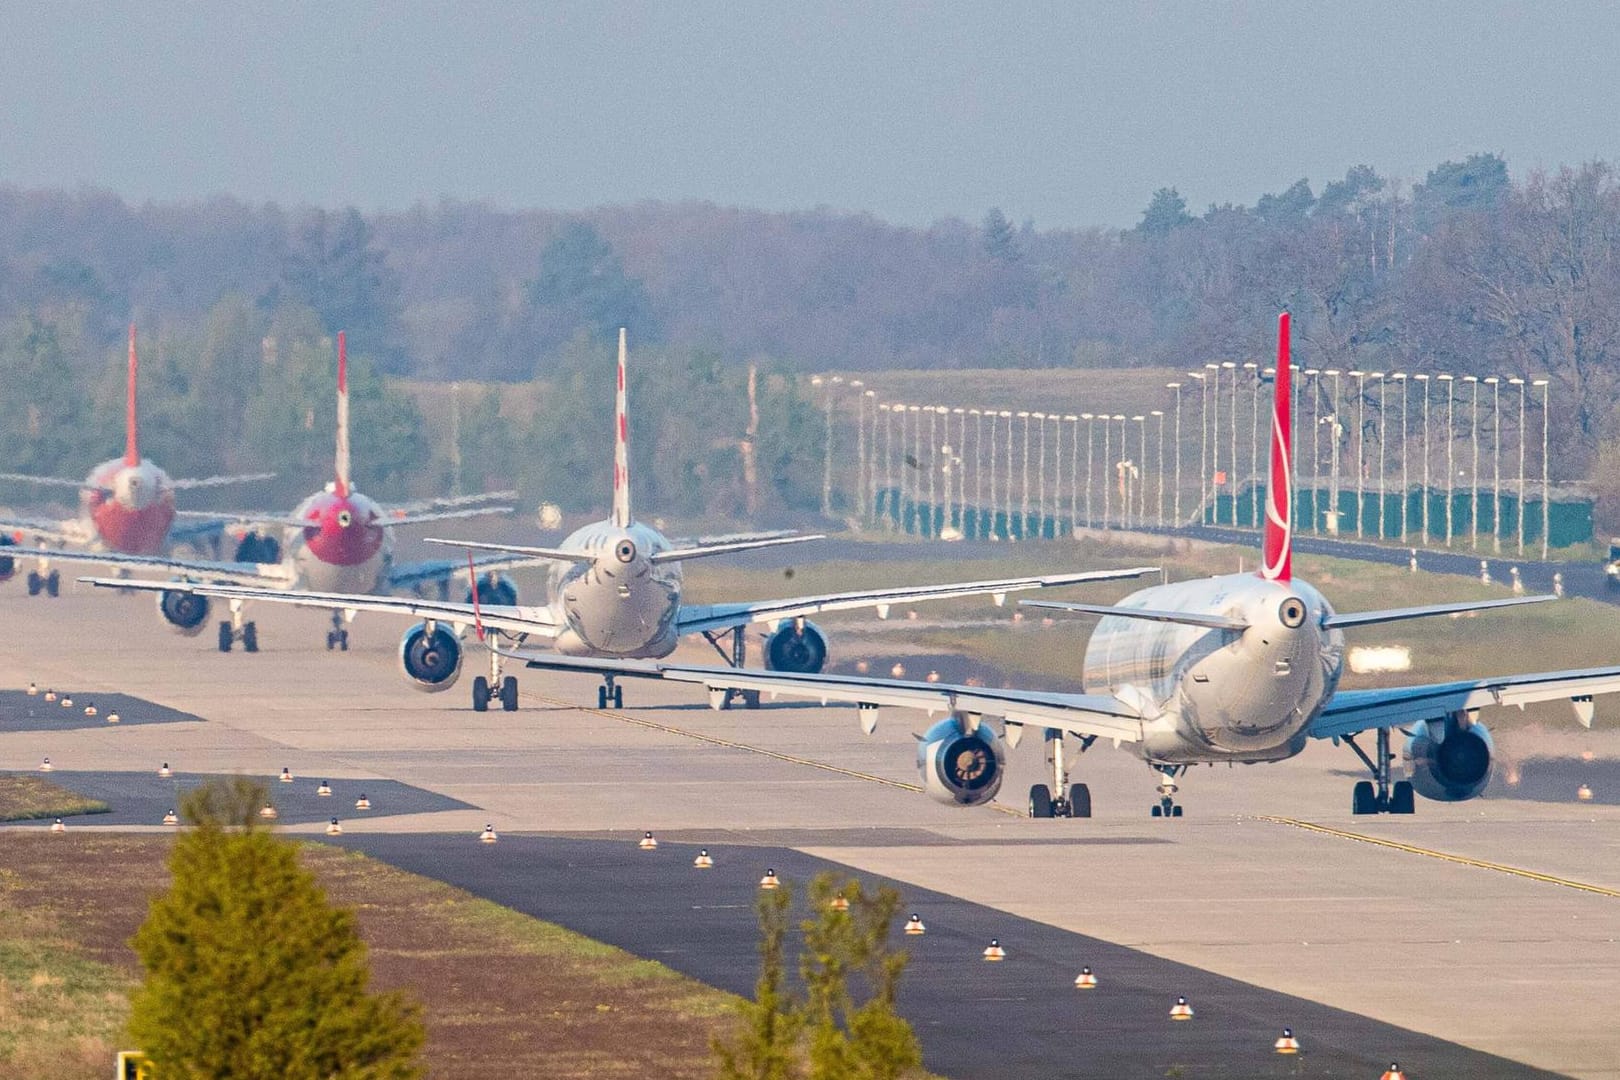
[479,824,498,843]
[693,849,714,868]
[982,939,1006,961]
[1074,967,1097,989]
[639,831,658,850]
[1170,996,1194,1020]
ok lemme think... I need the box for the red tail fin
[334,331,351,497]
[124,325,140,466]
[1261,312,1293,582]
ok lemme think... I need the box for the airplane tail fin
[1261,312,1293,582]
[335,331,351,497]
[611,328,631,528]
[124,325,140,466]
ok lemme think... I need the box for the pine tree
[127,778,424,1079]
[712,882,802,1080]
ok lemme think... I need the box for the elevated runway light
[259,803,278,820]
[925,670,940,683]
[316,781,332,797]
[982,939,1005,961]
[279,767,294,783]
[829,894,849,912]
[1578,783,1593,802]
[904,913,926,935]
[106,712,120,724]
[1169,996,1194,1020]
[326,818,343,836]
[638,831,658,850]
[693,849,714,869]
[162,809,178,826]
[158,763,171,778]
[1274,1027,1300,1054]
[38,757,52,772]
[27,682,36,695]
[354,794,371,811]
[83,703,96,717]
[43,689,56,702]
[479,824,498,843]
[856,660,870,674]
[759,869,781,890]
[890,663,906,679]
[1074,967,1097,989]
[1381,1065,1406,1080]
[50,818,65,832]
[60,695,73,708]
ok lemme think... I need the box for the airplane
[0,325,274,596]
[84,328,1158,712]
[51,331,518,652]
[497,313,1620,818]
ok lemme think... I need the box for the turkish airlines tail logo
[1261,312,1293,582]
[611,328,631,528]
[125,325,140,466]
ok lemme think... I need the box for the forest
[1,152,1618,520]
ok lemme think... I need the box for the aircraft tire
[338,630,349,651]
[1028,784,1053,818]
[217,622,232,653]
[472,676,490,713]
[597,686,608,709]
[1068,783,1092,818]
[1351,780,1377,815]
[45,571,59,597]
[1170,805,1183,818]
[26,571,40,596]
[1151,804,1163,818]
[242,623,258,653]
[500,676,518,711]
[612,685,625,709]
[1390,780,1416,815]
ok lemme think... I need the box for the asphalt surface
[331,831,1561,1080]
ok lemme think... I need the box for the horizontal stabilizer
[424,537,593,563]
[649,533,824,563]
[1021,599,1250,631]
[1324,594,1556,629]
[170,472,277,490]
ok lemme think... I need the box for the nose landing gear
[217,599,257,653]
[472,634,519,712]
[1150,766,1185,818]
[596,675,623,710]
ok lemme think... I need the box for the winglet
[125,325,140,466]
[1261,312,1292,582]
[611,327,631,528]
[335,331,351,497]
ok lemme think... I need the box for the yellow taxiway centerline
[1260,816,1620,898]
[535,693,1025,818]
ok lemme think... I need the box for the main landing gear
[1028,728,1093,818]
[701,625,761,710]
[25,569,60,597]
[472,633,519,712]
[325,610,350,651]
[596,676,623,710]
[1343,727,1415,815]
[1150,765,1186,818]
[217,598,257,653]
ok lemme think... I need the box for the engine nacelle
[1404,714,1494,802]
[0,535,15,583]
[156,588,210,636]
[232,531,281,565]
[764,619,828,674]
[398,621,463,691]
[916,716,1005,807]
[465,572,518,608]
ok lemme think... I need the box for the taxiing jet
[0,326,273,595]
[60,332,517,651]
[503,313,1620,818]
[89,329,1156,712]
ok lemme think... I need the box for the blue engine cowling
[465,572,518,608]
[398,622,463,691]
[157,588,210,636]
[1404,715,1494,802]
[0,534,15,582]
[764,619,828,673]
[916,716,1005,807]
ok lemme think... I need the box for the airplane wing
[389,491,518,515]
[386,550,554,591]
[1309,665,1620,740]
[78,578,564,639]
[381,505,515,528]
[172,510,309,530]
[504,650,1145,743]
[0,473,101,492]
[676,566,1160,635]
[650,533,825,563]
[168,472,277,491]
[0,515,77,544]
[39,547,292,584]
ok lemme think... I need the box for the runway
[4,585,1619,1077]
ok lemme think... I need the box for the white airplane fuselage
[1082,573,1344,765]
[548,521,683,659]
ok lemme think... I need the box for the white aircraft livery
[507,313,1620,818]
[86,329,1155,712]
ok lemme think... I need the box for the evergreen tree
[524,219,658,357]
[713,882,802,1080]
[127,778,424,1080]
[1135,187,1193,236]
[981,208,1020,262]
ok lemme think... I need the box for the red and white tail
[124,324,140,466]
[335,331,351,497]
[1261,312,1293,582]
[611,327,631,528]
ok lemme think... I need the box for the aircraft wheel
[1150,804,1163,818]
[326,631,337,651]
[26,571,41,596]
[1390,780,1416,815]
[338,630,349,651]
[500,676,518,712]
[472,676,490,712]
[1068,783,1092,819]
[1028,784,1053,819]
[217,622,233,653]
[597,686,608,709]
[1352,780,1378,815]
[740,689,757,709]
[242,623,258,653]
[612,685,625,709]
[45,570,59,597]
[1170,805,1184,818]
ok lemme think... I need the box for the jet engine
[465,572,518,608]
[0,535,15,582]
[232,530,281,565]
[916,716,1005,807]
[157,588,210,636]
[1404,714,1494,802]
[398,621,463,691]
[764,619,828,673]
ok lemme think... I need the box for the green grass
[0,778,109,822]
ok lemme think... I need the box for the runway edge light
[904,913,925,935]
[759,869,781,890]
[1274,1027,1300,1054]
[1074,967,1097,989]
[1169,996,1194,1020]
[479,824,498,843]
[693,849,713,868]
[982,939,1005,961]
[639,831,658,850]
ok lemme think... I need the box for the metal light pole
[1512,377,1526,554]
[1349,370,1366,537]
[1370,373,1385,538]
[1463,376,1479,548]
[1305,370,1320,531]
[1081,413,1095,527]
[1018,410,1032,539]
[1486,377,1501,552]
[1133,415,1147,526]
[1116,415,1130,527]
[1326,370,1343,533]
[1101,412,1113,528]
[878,403,893,530]
[1067,414,1080,533]
[1245,362,1260,527]
[1191,372,1208,524]
[1391,373,1407,537]
[1152,409,1165,526]
[1439,374,1455,545]
[1414,374,1430,542]
[1537,378,1550,557]
[970,408,983,535]
[1033,411,1048,538]
[1224,361,1238,527]
[984,409,997,539]
[851,383,868,523]
[1002,410,1014,539]
[952,406,967,531]
[1048,413,1061,538]
[907,405,922,533]
[1207,363,1221,523]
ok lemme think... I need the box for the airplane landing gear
[26,569,59,597]
[1344,728,1415,814]
[702,624,761,709]
[325,611,350,651]
[473,634,519,712]
[1028,729,1094,818]
[216,600,257,653]
[1149,766,1185,818]
[597,676,623,710]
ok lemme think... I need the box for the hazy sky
[3,2,1616,229]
